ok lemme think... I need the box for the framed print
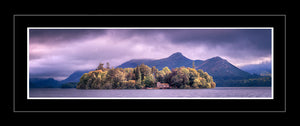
[27,27,273,100]
[13,14,286,113]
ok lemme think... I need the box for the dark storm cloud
[108,29,271,53]
[109,29,272,57]
[29,29,107,44]
[164,29,240,43]
[160,29,272,57]
[164,29,271,49]
[29,28,272,80]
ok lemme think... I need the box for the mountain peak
[208,56,224,61]
[168,52,184,58]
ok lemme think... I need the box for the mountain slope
[60,69,93,84]
[117,59,153,69]
[117,52,252,80]
[239,61,271,76]
[29,78,61,88]
[57,52,259,87]
[196,56,252,80]
[118,52,203,70]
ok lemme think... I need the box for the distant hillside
[30,52,270,88]
[117,52,203,70]
[239,62,271,76]
[60,70,92,84]
[118,52,251,80]
[116,52,269,87]
[30,70,92,88]
[196,56,252,80]
[29,78,61,88]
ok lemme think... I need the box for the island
[76,63,216,89]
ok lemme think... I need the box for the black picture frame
[12,14,286,115]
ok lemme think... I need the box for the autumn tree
[192,61,195,69]
[134,65,143,88]
[162,66,171,74]
[106,68,126,89]
[96,63,105,71]
[169,67,190,88]
[106,62,110,69]
[156,66,171,83]
[77,73,89,89]
[151,66,158,75]
[124,68,135,81]
[144,74,156,88]
[188,67,199,86]
[139,63,151,81]
[120,80,136,89]
[77,63,216,89]
[77,70,108,89]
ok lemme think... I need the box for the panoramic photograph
[28,28,273,99]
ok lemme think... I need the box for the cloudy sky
[29,28,272,80]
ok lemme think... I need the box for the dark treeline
[215,76,271,87]
[76,63,216,89]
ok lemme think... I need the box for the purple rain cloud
[29,28,272,80]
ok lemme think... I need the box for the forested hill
[117,52,252,80]
[76,64,216,89]
[117,52,202,70]
[30,52,271,88]
[116,52,270,87]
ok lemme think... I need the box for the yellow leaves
[78,63,217,89]
[128,80,136,84]
[162,67,171,74]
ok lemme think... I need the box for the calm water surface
[29,87,272,99]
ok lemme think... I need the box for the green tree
[188,67,199,86]
[162,66,171,74]
[140,63,151,81]
[197,69,205,77]
[135,65,141,81]
[192,61,195,69]
[156,71,165,83]
[144,74,155,88]
[106,62,110,69]
[162,66,172,83]
[170,74,183,88]
[106,68,126,89]
[180,67,190,86]
[125,71,135,81]
[120,80,136,89]
[192,78,201,88]
[151,66,158,75]
[77,63,216,89]
[134,65,143,88]
[169,67,190,88]
[77,73,89,89]
[96,63,105,71]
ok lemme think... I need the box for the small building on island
[157,82,170,89]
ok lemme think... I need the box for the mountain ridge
[117,52,252,80]
[30,52,264,88]
[196,56,251,79]
[117,52,201,70]
[239,61,271,75]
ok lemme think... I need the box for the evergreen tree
[192,61,195,69]
[106,62,110,69]
[135,65,142,88]
[144,74,155,88]
[140,63,151,81]
[135,65,141,81]
[96,63,104,71]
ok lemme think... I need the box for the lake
[29,87,272,99]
